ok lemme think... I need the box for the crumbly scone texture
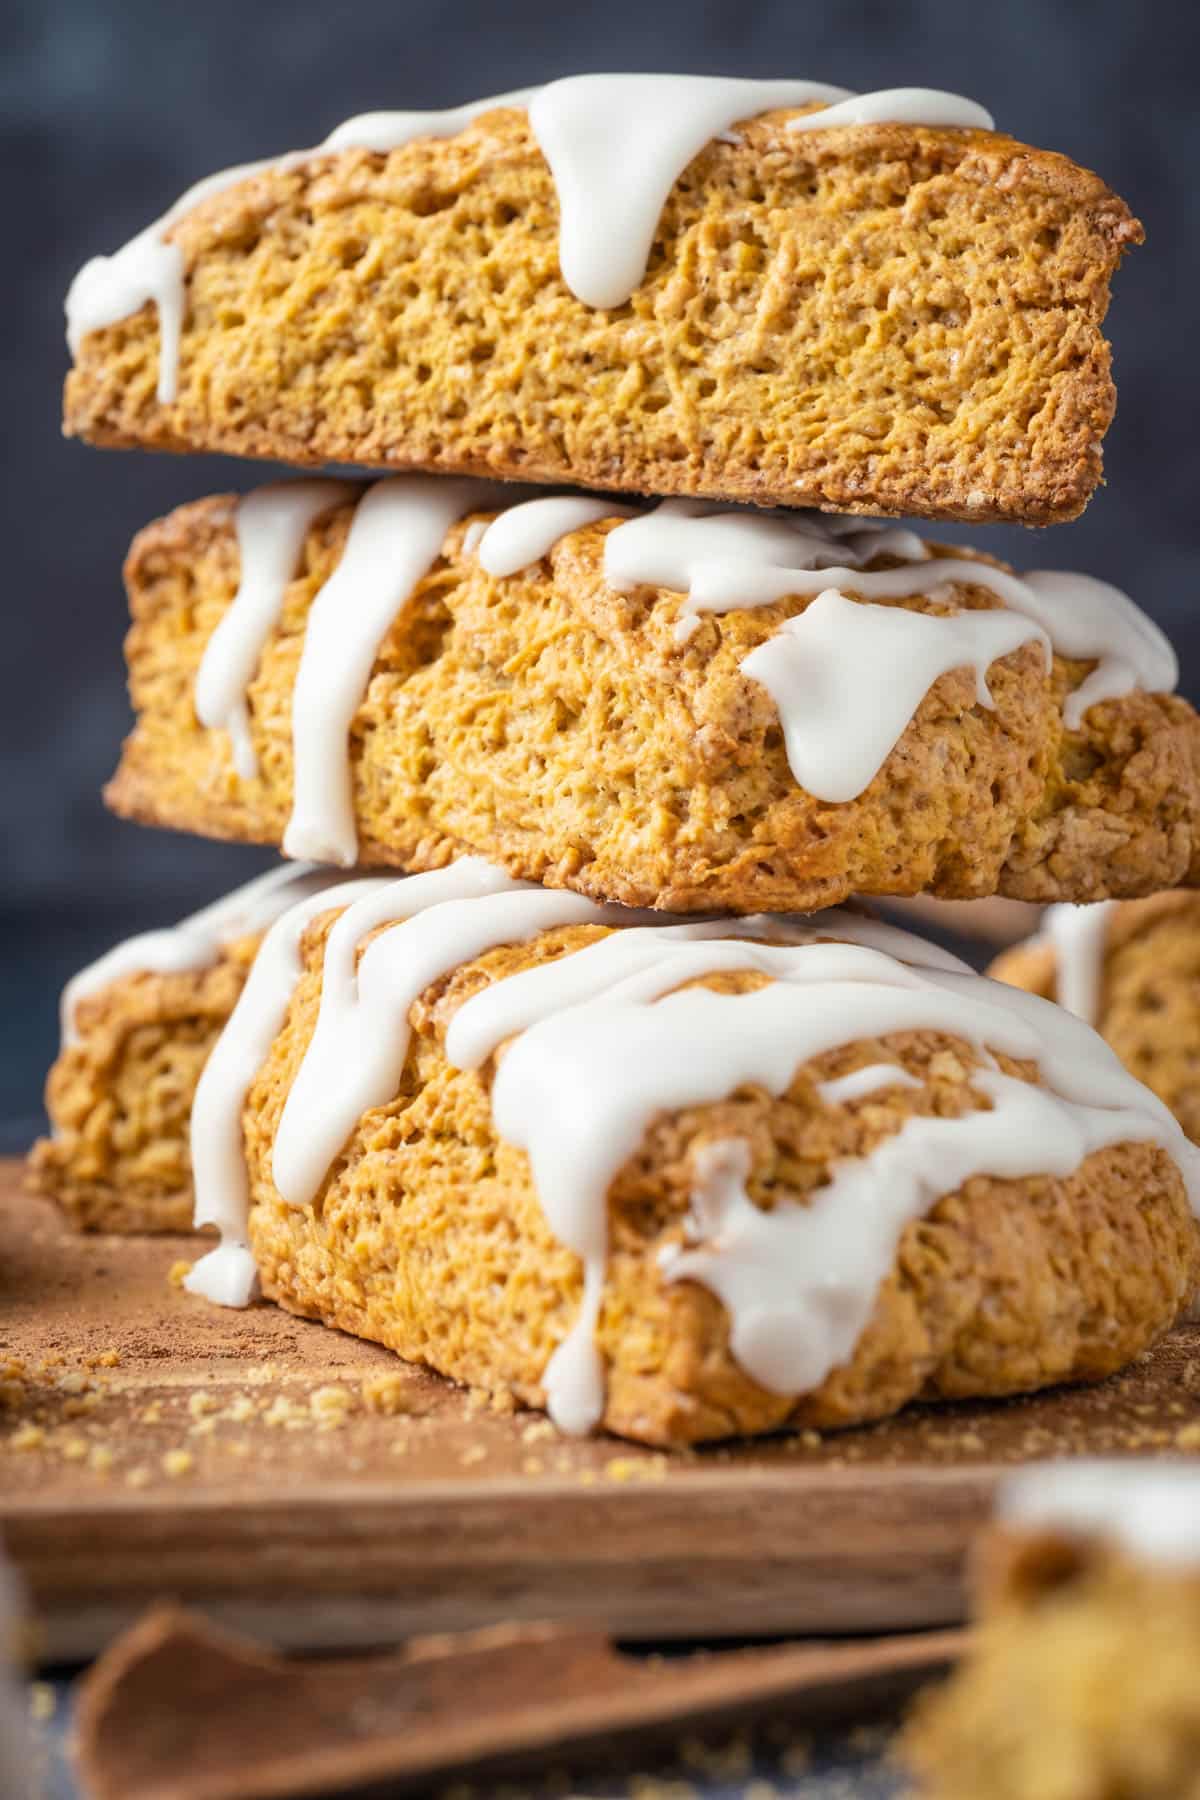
[28,936,258,1232]
[904,1529,1200,1798]
[63,107,1141,525]
[991,891,1200,1143]
[243,911,1198,1448]
[106,493,1200,915]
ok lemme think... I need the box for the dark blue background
[3,0,1198,1126]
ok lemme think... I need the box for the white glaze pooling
[741,590,1048,803]
[282,475,509,867]
[66,77,992,397]
[1044,902,1116,1027]
[1021,571,1178,730]
[59,863,336,1047]
[185,874,395,1307]
[195,480,356,780]
[998,1461,1200,1566]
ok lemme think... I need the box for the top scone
[63,76,1140,525]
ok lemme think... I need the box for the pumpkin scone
[991,893,1200,1143]
[106,480,1198,915]
[64,76,1141,526]
[180,860,1200,1446]
[29,864,341,1230]
[904,1461,1200,1799]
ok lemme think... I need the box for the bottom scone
[182,857,1200,1446]
[904,1461,1200,1799]
[991,891,1200,1143]
[29,864,339,1230]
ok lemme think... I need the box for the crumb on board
[167,1260,193,1289]
[162,1449,194,1479]
[361,1372,419,1415]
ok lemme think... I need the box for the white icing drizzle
[1044,902,1116,1027]
[526,77,850,309]
[190,868,1199,1431]
[478,942,1199,1429]
[59,863,335,1047]
[66,77,991,398]
[741,590,1048,803]
[271,869,621,1207]
[477,496,637,577]
[787,87,993,134]
[1021,571,1178,730]
[195,480,355,780]
[997,1461,1200,1567]
[185,873,396,1308]
[816,1064,923,1105]
[281,475,508,867]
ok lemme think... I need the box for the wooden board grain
[3,1163,1199,1658]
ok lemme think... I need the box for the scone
[904,1461,1200,1799]
[29,864,340,1230]
[181,859,1200,1447]
[63,76,1140,526]
[106,480,1198,914]
[991,893,1200,1143]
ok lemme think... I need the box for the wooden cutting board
[4,1161,1199,1659]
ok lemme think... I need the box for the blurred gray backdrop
[2,0,1197,1125]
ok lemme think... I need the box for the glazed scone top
[189,477,1178,868]
[185,859,1200,1434]
[66,75,993,403]
[998,1461,1200,1566]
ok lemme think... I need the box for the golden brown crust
[63,108,1141,525]
[106,492,1200,914]
[990,892,1200,1142]
[28,936,258,1232]
[904,1527,1200,1798]
[243,912,1198,1448]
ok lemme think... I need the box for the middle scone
[107,480,1197,914]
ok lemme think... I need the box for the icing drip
[59,863,335,1047]
[272,869,620,1207]
[191,864,1197,1431]
[282,476,509,866]
[663,1052,1143,1397]
[66,77,992,397]
[477,496,637,577]
[1044,902,1116,1026]
[526,77,850,308]
[464,935,1198,1431]
[787,87,993,133]
[816,1064,923,1105]
[195,480,355,779]
[1020,571,1177,730]
[185,873,395,1307]
[998,1461,1200,1567]
[741,590,1047,803]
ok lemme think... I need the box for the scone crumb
[168,1259,193,1288]
[162,1448,193,1478]
[125,1466,151,1489]
[88,1445,115,1474]
[1175,1421,1200,1450]
[59,1436,89,1462]
[187,1392,218,1420]
[9,1424,45,1452]
[604,1455,669,1483]
[310,1384,354,1428]
[459,1444,487,1467]
[361,1372,417,1415]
